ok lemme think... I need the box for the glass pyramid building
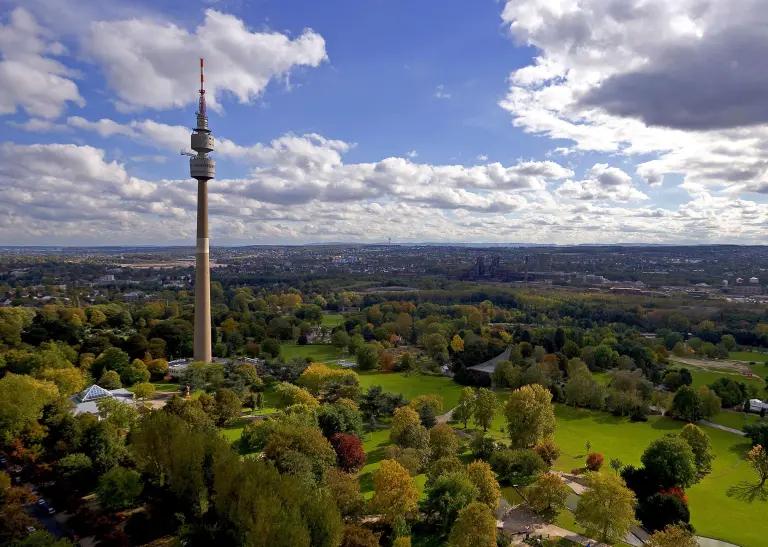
[77,384,114,403]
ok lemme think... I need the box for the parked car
[26,527,35,533]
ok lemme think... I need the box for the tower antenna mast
[189,57,215,363]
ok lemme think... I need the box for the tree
[38,367,85,396]
[326,468,365,518]
[146,358,168,379]
[744,420,768,447]
[340,524,379,547]
[392,539,411,547]
[147,338,167,359]
[527,472,570,515]
[610,457,624,475]
[489,449,547,482]
[356,344,380,371]
[574,472,638,544]
[698,388,721,419]
[453,387,475,428]
[637,493,690,533]
[424,471,479,529]
[466,460,501,509]
[133,382,156,403]
[747,444,768,487]
[429,424,459,461]
[720,334,737,351]
[330,433,367,472]
[332,330,350,350]
[641,436,698,489]
[317,403,364,439]
[421,333,448,360]
[533,439,561,466]
[645,525,698,547]
[98,370,122,390]
[504,384,556,448]
[15,530,73,546]
[708,377,746,407]
[451,334,465,353]
[371,460,419,522]
[447,502,497,547]
[679,424,715,475]
[56,453,93,479]
[492,360,521,389]
[669,386,702,423]
[418,404,437,429]
[473,388,499,432]
[213,388,242,425]
[0,373,58,443]
[586,452,604,471]
[274,382,318,409]
[390,406,422,444]
[410,394,445,415]
[562,340,580,359]
[91,347,130,380]
[98,466,144,511]
[264,423,337,484]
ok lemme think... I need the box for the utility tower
[189,58,215,362]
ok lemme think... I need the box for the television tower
[189,58,215,362]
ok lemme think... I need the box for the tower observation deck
[190,58,214,363]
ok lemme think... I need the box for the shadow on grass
[725,481,768,502]
[366,447,387,467]
[359,471,374,495]
[727,441,753,456]
[649,417,683,431]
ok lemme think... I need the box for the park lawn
[592,371,612,385]
[706,410,760,431]
[548,405,758,547]
[731,351,768,363]
[321,313,345,328]
[685,367,749,390]
[280,343,344,362]
[127,380,180,393]
[221,417,252,443]
[357,371,464,411]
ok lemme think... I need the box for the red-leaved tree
[586,452,604,472]
[331,433,367,472]
[660,486,689,504]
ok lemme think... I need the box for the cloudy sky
[1,0,767,245]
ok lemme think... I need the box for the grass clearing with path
[707,410,760,431]
[357,371,464,410]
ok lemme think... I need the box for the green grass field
[686,367,749,390]
[357,371,464,411]
[731,351,768,363]
[550,405,757,546]
[321,314,345,328]
[706,410,760,431]
[127,380,181,393]
[280,343,344,362]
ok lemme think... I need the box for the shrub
[586,452,604,472]
[637,493,691,533]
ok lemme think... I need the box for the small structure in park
[71,384,136,416]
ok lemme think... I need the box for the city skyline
[1,0,768,246]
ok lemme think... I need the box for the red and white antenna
[198,57,206,117]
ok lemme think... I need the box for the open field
[707,410,760,430]
[731,351,768,363]
[551,405,757,547]
[280,343,344,362]
[357,371,464,410]
[321,313,345,328]
[127,380,180,393]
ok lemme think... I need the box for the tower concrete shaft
[190,58,215,363]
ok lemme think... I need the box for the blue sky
[0,0,766,245]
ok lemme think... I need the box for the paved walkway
[436,408,454,424]
[699,419,745,436]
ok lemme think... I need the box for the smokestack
[189,58,214,362]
